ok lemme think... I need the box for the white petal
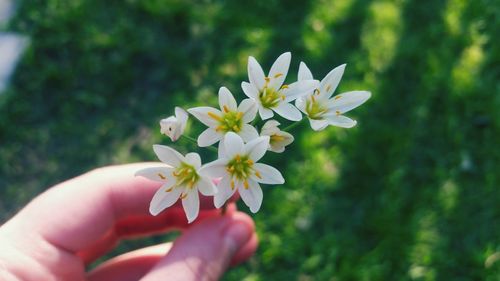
[319,64,346,99]
[241,81,259,99]
[295,97,307,113]
[185,152,201,168]
[224,132,245,157]
[259,106,274,120]
[218,86,238,112]
[309,118,329,131]
[135,166,174,182]
[149,183,182,216]
[218,139,226,158]
[238,124,259,142]
[324,115,357,128]
[298,61,313,80]
[283,79,319,102]
[248,56,266,90]
[182,189,200,223]
[187,107,223,127]
[245,136,270,162]
[153,145,184,167]
[327,91,371,114]
[175,107,189,131]
[214,176,236,208]
[274,102,302,121]
[238,98,258,123]
[239,180,263,213]
[198,159,228,178]
[260,120,280,136]
[196,176,217,196]
[268,52,291,89]
[197,128,223,147]
[251,163,284,184]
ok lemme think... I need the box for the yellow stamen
[223,105,230,113]
[157,173,166,180]
[336,110,341,116]
[264,77,270,83]
[232,125,240,132]
[216,125,225,132]
[230,179,235,190]
[180,193,188,199]
[208,112,222,121]
[271,134,285,142]
[281,95,286,100]
[165,187,173,192]
[173,171,180,177]
[335,95,342,100]
[236,112,243,119]
[235,155,241,162]
[244,180,249,189]
[246,159,254,165]
[311,95,316,102]
[280,84,289,89]
[274,73,283,78]
[326,84,332,92]
[314,89,320,95]
[255,171,262,179]
[227,166,235,172]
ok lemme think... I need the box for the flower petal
[196,176,217,196]
[295,97,307,113]
[283,79,319,102]
[218,139,226,158]
[187,107,223,127]
[327,91,371,114]
[182,189,200,223]
[260,120,280,136]
[238,98,258,123]
[259,106,274,120]
[198,159,228,178]
[298,61,313,80]
[185,152,201,168]
[324,115,357,128]
[268,52,291,89]
[224,132,245,158]
[149,183,182,216]
[238,123,259,142]
[241,81,259,99]
[197,128,223,147]
[239,180,263,213]
[248,56,266,90]
[135,166,174,182]
[214,176,236,208]
[319,64,346,99]
[218,86,238,112]
[252,163,284,184]
[175,107,189,131]
[274,102,302,121]
[309,118,329,131]
[153,145,184,167]
[245,136,269,162]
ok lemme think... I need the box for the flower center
[172,162,199,189]
[215,110,243,133]
[225,154,262,189]
[305,93,327,119]
[259,87,285,109]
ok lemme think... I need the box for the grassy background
[1,0,499,280]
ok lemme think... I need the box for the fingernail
[224,222,251,255]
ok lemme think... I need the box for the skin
[0,163,258,281]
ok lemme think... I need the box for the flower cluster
[136,52,371,223]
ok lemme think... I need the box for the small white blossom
[135,145,217,223]
[199,132,284,213]
[260,120,294,153]
[160,107,188,141]
[295,62,371,131]
[242,52,319,121]
[188,87,258,147]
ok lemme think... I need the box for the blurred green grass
[1,0,499,280]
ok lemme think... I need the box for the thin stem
[181,135,218,153]
[283,118,306,132]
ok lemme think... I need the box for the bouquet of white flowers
[136,52,371,223]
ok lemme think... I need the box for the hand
[0,163,258,281]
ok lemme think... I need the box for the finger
[2,163,220,254]
[140,212,256,281]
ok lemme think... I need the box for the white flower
[241,52,319,121]
[199,132,284,213]
[159,107,188,141]
[260,120,294,153]
[296,62,371,131]
[135,145,217,223]
[188,87,258,147]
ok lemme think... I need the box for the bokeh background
[1,0,499,280]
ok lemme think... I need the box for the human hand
[0,163,258,281]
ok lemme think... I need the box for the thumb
[140,212,256,281]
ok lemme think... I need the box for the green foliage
[1,0,499,280]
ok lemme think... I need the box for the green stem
[181,135,218,153]
[283,118,306,132]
